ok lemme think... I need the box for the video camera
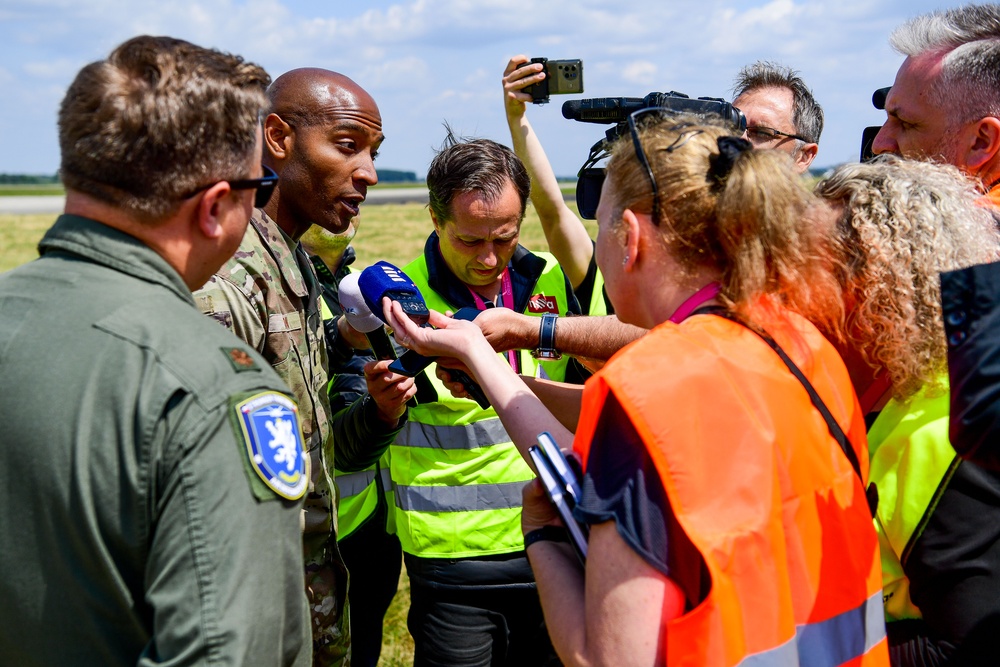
[860,86,891,162]
[563,92,747,219]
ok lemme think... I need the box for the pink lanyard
[668,282,721,324]
[467,268,520,372]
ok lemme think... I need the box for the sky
[0,0,972,178]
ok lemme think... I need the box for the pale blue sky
[0,0,969,177]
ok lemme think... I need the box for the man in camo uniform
[195,67,383,666]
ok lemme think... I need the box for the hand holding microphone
[340,261,490,409]
[338,266,436,406]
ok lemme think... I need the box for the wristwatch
[531,313,562,360]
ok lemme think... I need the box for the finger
[503,54,529,76]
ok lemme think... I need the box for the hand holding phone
[528,431,589,562]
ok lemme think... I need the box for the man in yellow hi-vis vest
[389,133,585,666]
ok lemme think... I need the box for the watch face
[532,349,562,360]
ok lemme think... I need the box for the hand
[436,363,473,400]
[503,55,544,123]
[473,307,538,353]
[337,315,370,350]
[521,478,562,534]
[363,359,416,424]
[383,298,492,363]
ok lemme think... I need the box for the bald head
[262,67,383,239]
[267,68,380,129]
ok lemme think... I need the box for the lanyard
[467,268,520,373]
[669,282,722,324]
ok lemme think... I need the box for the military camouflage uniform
[195,209,350,666]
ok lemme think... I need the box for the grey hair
[890,4,1000,124]
[731,60,824,144]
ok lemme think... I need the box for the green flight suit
[0,214,311,666]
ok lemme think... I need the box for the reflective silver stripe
[395,480,525,512]
[337,467,392,498]
[337,469,377,498]
[398,418,509,450]
[738,591,886,667]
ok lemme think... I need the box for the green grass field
[0,201,595,665]
[0,202,596,273]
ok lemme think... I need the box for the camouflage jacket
[194,209,350,666]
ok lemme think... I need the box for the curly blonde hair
[816,155,1000,400]
[605,114,843,332]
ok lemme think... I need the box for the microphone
[352,261,491,410]
[358,261,430,327]
[338,271,437,406]
[338,272,399,362]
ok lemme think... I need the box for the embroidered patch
[235,392,308,500]
[527,294,560,314]
[223,346,259,372]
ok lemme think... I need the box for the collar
[38,214,194,304]
[248,208,311,298]
[422,230,547,312]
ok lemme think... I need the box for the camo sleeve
[194,274,268,353]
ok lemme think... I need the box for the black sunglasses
[575,109,702,222]
[182,164,278,209]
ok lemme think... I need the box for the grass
[0,202,596,664]
[0,202,597,274]
[0,184,65,196]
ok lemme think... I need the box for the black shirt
[574,392,708,610]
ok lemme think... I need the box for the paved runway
[0,186,430,215]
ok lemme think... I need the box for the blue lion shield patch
[236,392,309,500]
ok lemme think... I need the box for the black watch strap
[532,313,561,360]
[523,525,569,549]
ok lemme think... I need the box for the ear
[194,182,234,240]
[621,208,643,272]
[963,117,1000,173]
[430,208,444,234]
[795,142,819,173]
[264,113,293,161]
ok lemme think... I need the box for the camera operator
[732,60,824,174]
[384,114,887,666]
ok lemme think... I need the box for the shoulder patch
[223,346,260,372]
[234,392,309,500]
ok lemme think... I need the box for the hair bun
[709,136,753,184]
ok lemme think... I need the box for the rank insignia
[235,392,308,500]
[223,346,259,372]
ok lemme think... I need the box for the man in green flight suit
[194,67,387,666]
[0,35,311,665]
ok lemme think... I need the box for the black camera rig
[564,92,747,219]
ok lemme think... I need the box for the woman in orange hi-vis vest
[384,114,888,666]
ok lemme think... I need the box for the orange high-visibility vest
[574,308,888,667]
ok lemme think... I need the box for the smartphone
[536,432,582,504]
[520,57,583,104]
[529,445,589,562]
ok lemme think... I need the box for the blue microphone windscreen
[358,261,430,325]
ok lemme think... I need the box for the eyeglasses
[744,126,812,146]
[628,108,703,226]
[182,164,278,208]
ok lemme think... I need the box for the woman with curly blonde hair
[817,155,1000,666]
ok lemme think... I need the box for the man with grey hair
[732,60,824,174]
[873,3,1000,205]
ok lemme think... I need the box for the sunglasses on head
[182,164,278,209]
[576,108,703,222]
